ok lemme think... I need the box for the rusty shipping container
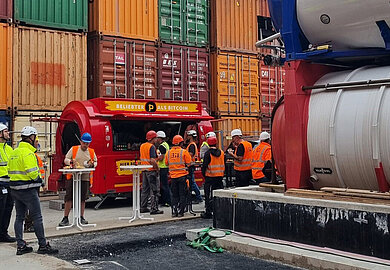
[260,64,285,117]
[256,0,270,17]
[13,26,87,111]
[88,34,158,100]
[0,0,12,21]
[14,0,88,31]
[212,116,262,149]
[210,51,260,117]
[158,44,209,111]
[0,23,12,110]
[210,0,258,52]
[89,0,158,41]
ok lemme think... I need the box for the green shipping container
[14,0,88,32]
[159,0,208,47]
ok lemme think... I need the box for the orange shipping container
[0,23,12,110]
[89,0,158,41]
[212,116,261,149]
[210,51,260,117]
[13,26,87,111]
[256,0,270,17]
[210,0,258,53]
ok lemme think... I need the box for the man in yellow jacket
[0,123,15,243]
[9,126,58,255]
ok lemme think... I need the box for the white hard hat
[156,131,166,138]
[260,131,271,141]
[21,126,38,136]
[205,131,216,138]
[231,129,242,137]
[0,123,8,132]
[187,130,197,137]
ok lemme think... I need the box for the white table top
[59,168,95,173]
[120,165,153,170]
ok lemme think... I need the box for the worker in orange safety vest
[252,131,272,184]
[228,129,253,187]
[166,135,192,217]
[58,133,97,227]
[185,130,202,203]
[201,136,224,219]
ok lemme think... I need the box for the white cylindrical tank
[296,0,390,50]
[307,66,390,190]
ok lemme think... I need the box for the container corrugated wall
[0,23,12,110]
[212,116,261,148]
[0,0,12,21]
[256,0,270,17]
[159,0,208,47]
[89,0,158,41]
[210,51,260,116]
[14,0,88,31]
[260,64,285,117]
[88,34,158,100]
[13,26,87,111]
[158,44,209,111]
[210,0,258,52]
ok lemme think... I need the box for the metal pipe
[255,32,281,48]
[302,78,390,91]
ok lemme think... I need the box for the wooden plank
[320,187,390,195]
[259,183,285,191]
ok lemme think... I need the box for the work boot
[58,216,69,227]
[0,234,16,242]
[80,216,88,225]
[140,208,150,213]
[201,212,213,219]
[178,213,184,217]
[16,242,33,255]
[37,242,59,255]
[150,209,164,215]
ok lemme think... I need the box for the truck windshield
[110,120,197,151]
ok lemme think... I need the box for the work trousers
[188,166,201,201]
[204,177,224,214]
[235,170,252,187]
[140,171,160,212]
[159,168,171,205]
[0,187,13,237]
[11,188,46,248]
[170,176,187,215]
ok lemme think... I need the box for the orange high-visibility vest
[234,140,253,171]
[186,141,198,164]
[35,153,45,179]
[166,147,191,178]
[205,150,225,177]
[140,142,156,171]
[66,146,95,184]
[252,142,272,179]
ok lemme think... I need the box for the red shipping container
[158,44,209,112]
[260,64,285,117]
[88,34,158,100]
[0,0,12,22]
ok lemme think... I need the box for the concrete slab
[1,199,205,268]
[186,228,390,270]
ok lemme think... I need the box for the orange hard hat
[207,136,217,146]
[172,135,184,145]
[146,130,157,141]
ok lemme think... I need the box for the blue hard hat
[81,132,92,143]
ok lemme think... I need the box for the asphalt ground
[50,219,303,270]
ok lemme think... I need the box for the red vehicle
[48,98,213,205]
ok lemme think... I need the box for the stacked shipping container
[0,0,89,181]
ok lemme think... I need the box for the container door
[128,41,157,99]
[215,53,239,115]
[158,45,185,100]
[159,0,182,44]
[260,64,285,117]
[184,0,209,47]
[240,55,260,116]
[185,47,209,112]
